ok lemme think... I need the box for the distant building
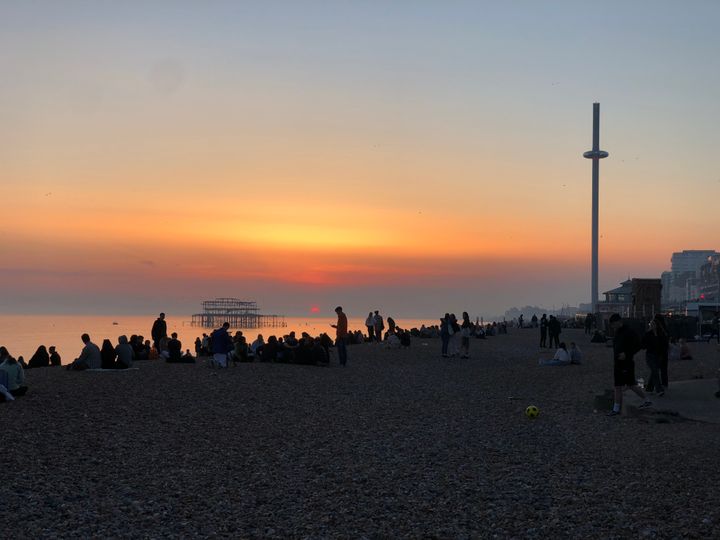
[661,249,718,307]
[697,254,720,303]
[598,278,662,320]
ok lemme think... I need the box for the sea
[0,314,435,365]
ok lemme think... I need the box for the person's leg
[441,336,449,356]
[337,338,347,366]
[611,386,623,414]
[660,354,669,388]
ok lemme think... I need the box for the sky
[1,1,719,318]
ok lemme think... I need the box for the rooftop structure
[598,278,661,320]
[191,298,286,329]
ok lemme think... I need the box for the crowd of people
[3,308,716,408]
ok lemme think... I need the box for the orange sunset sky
[1,1,719,317]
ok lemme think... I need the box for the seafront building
[597,278,662,320]
[661,249,719,308]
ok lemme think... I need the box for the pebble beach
[3,328,720,538]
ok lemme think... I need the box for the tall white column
[583,103,608,314]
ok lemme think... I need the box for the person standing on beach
[151,313,167,353]
[211,322,233,368]
[608,313,652,416]
[440,314,451,358]
[331,306,348,366]
[539,314,548,348]
[365,312,375,342]
[548,315,561,348]
[373,311,384,343]
[460,312,472,359]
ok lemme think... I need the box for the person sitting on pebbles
[539,342,571,366]
[0,354,28,397]
[66,334,101,371]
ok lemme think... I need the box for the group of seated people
[0,346,29,402]
[65,334,135,370]
[227,331,332,366]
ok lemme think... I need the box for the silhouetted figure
[49,346,62,367]
[166,332,183,363]
[211,322,232,368]
[548,316,561,348]
[365,312,375,342]
[539,314,548,348]
[67,334,101,371]
[101,339,117,369]
[0,355,27,397]
[331,306,348,366]
[440,314,451,357]
[460,311,472,359]
[642,316,668,395]
[151,313,167,353]
[607,313,651,416]
[115,335,134,369]
[28,345,50,369]
[373,311,384,342]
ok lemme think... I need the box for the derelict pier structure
[191,298,286,329]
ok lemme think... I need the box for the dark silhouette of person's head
[223,322,230,329]
[171,332,178,339]
[81,334,91,344]
[335,306,343,313]
[559,342,567,350]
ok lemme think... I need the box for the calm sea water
[0,315,434,365]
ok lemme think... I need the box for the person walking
[151,313,167,353]
[365,312,375,342]
[331,306,348,366]
[608,313,652,416]
[539,314,548,348]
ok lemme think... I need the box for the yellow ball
[525,405,540,418]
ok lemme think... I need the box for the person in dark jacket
[608,314,652,416]
[642,315,669,395]
[101,339,117,369]
[440,314,451,358]
[166,332,183,363]
[539,314,548,348]
[49,346,62,367]
[27,345,50,369]
[211,322,233,368]
[151,313,167,353]
[548,316,561,348]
